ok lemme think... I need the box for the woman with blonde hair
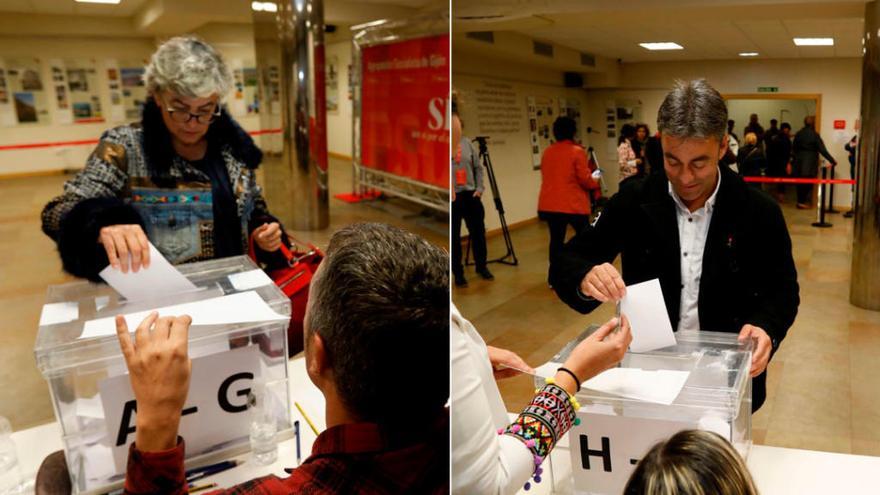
[736,131,767,179]
[624,429,759,495]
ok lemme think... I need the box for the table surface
[12,355,326,493]
[15,363,880,495]
[515,431,880,495]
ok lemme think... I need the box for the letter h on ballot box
[569,413,693,493]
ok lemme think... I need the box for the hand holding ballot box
[33,255,292,494]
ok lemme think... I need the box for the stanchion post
[827,162,840,213]
[811,167,833,228]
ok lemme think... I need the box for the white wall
[582,58,862,208]
[453,50,590,231]
[325,39,353,158]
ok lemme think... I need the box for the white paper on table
[228,269,274,291]
[39,302,79,326]
[79,290,289,340]
[583,367,690,405]
[621,278,677,353]
[534,361,689,405]
[99,243,197,302]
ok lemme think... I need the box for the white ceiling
[0,0,445,33]
[453,0,867,62]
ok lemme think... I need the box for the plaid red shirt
[124,417,448,494]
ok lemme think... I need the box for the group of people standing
[725,113,841,209]
[617,122,663,181]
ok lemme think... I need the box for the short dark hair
[307,223,449,430]
[619,123,636,144]
[781,122,791,131]
[770,118,778,126]
[553,116,577,141]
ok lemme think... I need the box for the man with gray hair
[115,223,449,494]
[550,79,799,412]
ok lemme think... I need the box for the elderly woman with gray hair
[42,36,286,280]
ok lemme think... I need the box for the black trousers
[540,211,591,267]
[452,190,488,276]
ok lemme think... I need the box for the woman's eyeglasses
[165,104,221,124]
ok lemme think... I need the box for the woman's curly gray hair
[144,36,233,100]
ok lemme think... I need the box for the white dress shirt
[668,172,722,332]
[451,304,534,495]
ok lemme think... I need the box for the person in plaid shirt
[114,223,449,494]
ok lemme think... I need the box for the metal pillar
[851,1,880,309]
[253,0,329,231]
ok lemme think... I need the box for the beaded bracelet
[498,376,582,491]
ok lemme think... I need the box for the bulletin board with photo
[65,59,104,123]
[242,67,259,114]
[326,55,339,114]
[558,97,583,144]
[527,95,558,170]
[5,58,50,125]
[120,62,148,121]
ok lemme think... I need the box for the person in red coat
[538,116,600,285]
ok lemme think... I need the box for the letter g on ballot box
[34,255,293,494]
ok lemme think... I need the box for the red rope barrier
[743,176,855,185]
[0,128,283,152]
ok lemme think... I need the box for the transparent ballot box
[33,256,292,494]
[537,327,753,495]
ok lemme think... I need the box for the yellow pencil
[189,482,218,493]
[294,401,319,435]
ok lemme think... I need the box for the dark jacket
[792,126,836,177]
[550,165,799,411]
[736,143,766,177]
[766,132,792,177]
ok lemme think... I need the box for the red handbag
[248,235,323,357]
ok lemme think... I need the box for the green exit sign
[758,86,779,93]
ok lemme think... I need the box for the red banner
[360,35,449,189]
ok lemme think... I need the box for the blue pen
[294,420,302,465]
[185,459,237,479]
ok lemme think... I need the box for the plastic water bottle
[248,380,278,465]
[0,416,22,495]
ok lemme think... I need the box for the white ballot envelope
[99,242,197,301]
[621,278,676,353]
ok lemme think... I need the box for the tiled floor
[453,190,880,457]
[0,156,447,431]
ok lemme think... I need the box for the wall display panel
[64,59,104,123]
[0,59,17,126]
[242,67,259,114]
[527,95,558,169]
[6,57,50,125]
[326,54,339,114]
[120,63,147,121]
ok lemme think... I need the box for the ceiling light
[251,1,278,12]
[793,38,834,46]
[639,42,684,51]
[75,0,121,3]
[739,52,759,57]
